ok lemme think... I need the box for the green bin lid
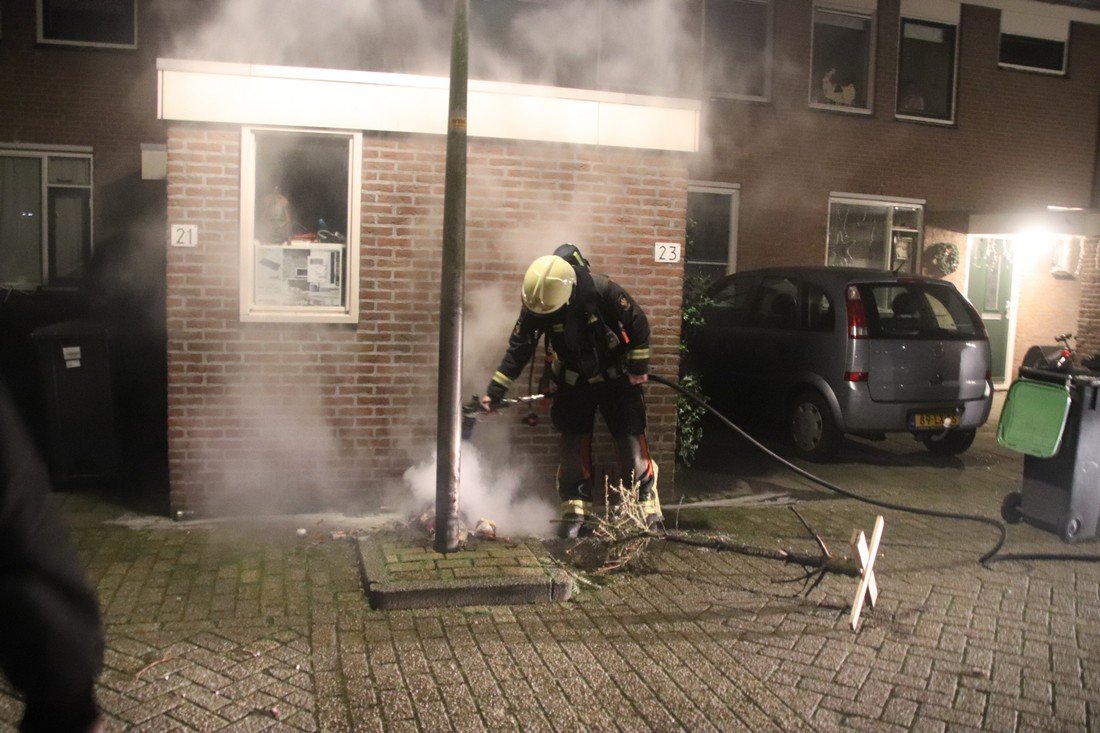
[996,378,1071,458]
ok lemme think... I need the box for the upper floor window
[0,149,93,289]
[37,0,136,49]
[239,128,361,324]
[826,195,923,272]
[896,11,957,123]
[704,0,772,101]
[470,0,702,96]
[470,0,599,88]
[810,2,876,114]
[998,11,1068,75]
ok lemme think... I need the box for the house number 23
[654,242,681,263]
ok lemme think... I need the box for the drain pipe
[434,0,469,554]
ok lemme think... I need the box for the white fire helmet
[521,255,576,315]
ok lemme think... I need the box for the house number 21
[654,242,681,263]
[170,224,198,248]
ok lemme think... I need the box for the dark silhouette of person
[0,379,104,732]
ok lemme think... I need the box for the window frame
[997,11,1069,76]
[895,16,958,125]
[703,0,774,102]
[808,4,877,115]
[36,0,137,50]
[239,126,362,325]
[825,194,924,273]
[0,146,94,290]
[686,181,740,288]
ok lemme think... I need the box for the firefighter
[0,380,104,732]
[482,245,661,538]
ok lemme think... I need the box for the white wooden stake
[849,515,885,631]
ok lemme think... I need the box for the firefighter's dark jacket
[489,267,650,399]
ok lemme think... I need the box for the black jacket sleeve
[602,279,650,376]
[486,311,543,401]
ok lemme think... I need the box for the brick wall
[698,1,1100,271]
[1080,238,1100,358]
[1012,240,1082,370]
[167,126,686,515]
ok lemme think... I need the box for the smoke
[394,283,557,536]
[402,445,556,537]
[198,379,349,516]
[160,0,699,96]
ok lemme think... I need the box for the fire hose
[646,373,1100,567]
[464,374,1100,566]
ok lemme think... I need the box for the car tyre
[789,391,841,462]
[922,428,976,455]
[1000,491,1023,524]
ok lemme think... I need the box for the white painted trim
[830,192,926,206]
[969,210,1094,236]
[1001,10,1070,40]
[900,0,959,24]
[0,142,93,154]
[814,0,877,13]
[157,59,700,153]
[972,0,1100,26]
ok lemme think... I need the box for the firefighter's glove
[483,382,507,412]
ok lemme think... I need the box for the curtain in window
[0,156,43,287]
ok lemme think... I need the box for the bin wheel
[1000,492,1023,524]
[1061,516,1082,543]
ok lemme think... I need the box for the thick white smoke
[402,446,556,537]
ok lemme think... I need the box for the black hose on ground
[648,373,1100,567]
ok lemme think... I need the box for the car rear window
[859,283,984,340]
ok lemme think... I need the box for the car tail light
[845,371,869,382]
[846,285,868,339]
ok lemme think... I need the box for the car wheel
[922,428,976,455]
[1000,491,1023,524]
[789,391,841,462]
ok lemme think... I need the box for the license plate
[911,412,954,429]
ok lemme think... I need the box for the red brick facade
[166,126,686,514]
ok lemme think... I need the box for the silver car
[687,266,994,460]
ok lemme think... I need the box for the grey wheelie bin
[998,366,1100,542]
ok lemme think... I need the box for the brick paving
[2,404,1100,731]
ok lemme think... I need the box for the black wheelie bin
[30,320,119,487]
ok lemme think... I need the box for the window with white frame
[998,11,1068,75]
[704,0,772,101]
[826,196,923,272]
[896,13,957,123]
[810,3,875,112]
[686,183,740,287]
[0,149,93,289]
[240,128,361,324]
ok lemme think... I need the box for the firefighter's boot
[636,460,663,531]
[558,498,594,539]
[557,434,595,538]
